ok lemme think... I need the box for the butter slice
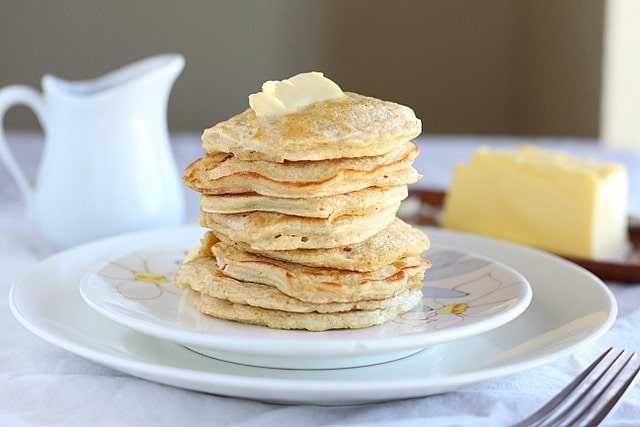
[249,72,345,116]
[442,145,629,260]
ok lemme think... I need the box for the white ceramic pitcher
[0,54,186,248]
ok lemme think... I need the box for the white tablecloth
[2,131,639,427]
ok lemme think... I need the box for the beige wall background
[1,0,604,138]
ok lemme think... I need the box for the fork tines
[513,347,640,427]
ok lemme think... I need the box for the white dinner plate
[9,226,616,404]
[78,242,531,369]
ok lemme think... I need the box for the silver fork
[512,347,640,427]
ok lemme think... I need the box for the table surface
[2,131,639,427]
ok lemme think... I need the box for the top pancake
[201,92,422,162]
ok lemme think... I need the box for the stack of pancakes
[175,91,431,331]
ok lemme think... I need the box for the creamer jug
[0,54,186,248]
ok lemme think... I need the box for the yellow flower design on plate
[98,250,182,300]
[134,271,168,284]
[437,303,469,315]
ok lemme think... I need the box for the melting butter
[249,72,345,116]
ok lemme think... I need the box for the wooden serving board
[403,189,640,284]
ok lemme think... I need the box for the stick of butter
[248,72,345,116]
[442,145,629,260]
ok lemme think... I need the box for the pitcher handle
[0,85,47,205]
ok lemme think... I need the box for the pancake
[177,254,428,304]
[184,141,420,198]
[175,261,423,313]
[200,203,399,250]
[199,186,408,218]
[201,92,422,162]
[212,218,431,272]
[187,288,423,331]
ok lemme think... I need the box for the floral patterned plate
[79,240,532,369]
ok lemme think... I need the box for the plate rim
[77,242,533,358]
[8,225,618,404]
